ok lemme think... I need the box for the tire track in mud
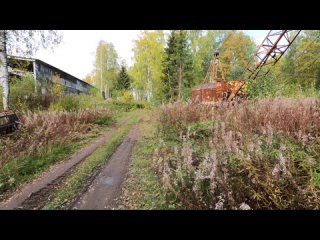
[0,117,130,210]
[70,123,139,210]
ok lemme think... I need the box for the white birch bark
[0,30,9,110]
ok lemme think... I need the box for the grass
[0,104,137,198]
[0,143,75,196]
[0,124,108,198]
[43,110,143,210]
[117,111,169,210]
[153,98,320,209]
[0,108,115,167]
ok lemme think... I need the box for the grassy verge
[43,110,143,210]
[117,111,169,210]
[0,106,134,198]
[153,98,320,209]
[0,127,105,198]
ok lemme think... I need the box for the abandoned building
[7,56,93,95]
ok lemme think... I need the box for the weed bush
[49,95,80,112]
[0,108,114,169]
[112,100,149,111]
[0,74,55,112]
[154,98,320,209]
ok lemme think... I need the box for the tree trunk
[0,30,9,110]
[105,85,108,98]
[167,71,172,100]
[146,66,152,102]
[178,63,182,100]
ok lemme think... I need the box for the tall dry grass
[0,108,113,167]
[154,98,320,209]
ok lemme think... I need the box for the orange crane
[192,30,302,103]
[227,30,301,101]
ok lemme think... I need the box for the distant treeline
[84,30,320,103]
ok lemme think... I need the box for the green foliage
[0,143,75,194]
[274,30,320,95]
[0,73,53,112]
[247,67,320,100]
[130,30,165,103]
[229,64,244,80]
[188,120,213,139]
[155,99,320,209]
[0,106,116,195]
[85,30,319,103]
[8,74,35,111]
[43,111,142,209]
[76,93,103,109]
[187,30,229,85]
[111,89,124,99]
[182,87,192,101]
[50,84,65,97]
[162,30,193,101]
[122,91,133,103]
[246,71,279,98]
[49,95,80,112]
[112,99,148,111]
[89,86,104,99]
[116,112,168,209]
[112,90,134,103]
[295,31,320,88]
[220,31,256,80]
[48,93,108,112]
[93,41,119,97]
[115,65,131,91]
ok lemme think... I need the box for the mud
[71,124,139,210]
[0,120,128,210]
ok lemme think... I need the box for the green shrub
[50,95,80,112]
[0,74,58,112]
[188,120,213,139]
[123,91,134,103]
[0,74,108,112]
[111,100,148,111]
[246,72,320,100]
[89,87,104,100]
[154,98,320,209]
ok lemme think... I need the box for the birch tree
[130,31,165,102]
[93,41,119,98]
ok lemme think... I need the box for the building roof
[8,55,93,87]
[192,81,225,90]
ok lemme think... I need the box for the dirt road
[71,124,139,210]
[0,120,127,210]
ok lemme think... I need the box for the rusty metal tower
[204,51,225,83]
[227,30,301,101]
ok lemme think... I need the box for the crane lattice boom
[227,30,301,101]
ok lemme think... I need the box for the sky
[34,30,269,80]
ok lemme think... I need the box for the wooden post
[33,60,37,93]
